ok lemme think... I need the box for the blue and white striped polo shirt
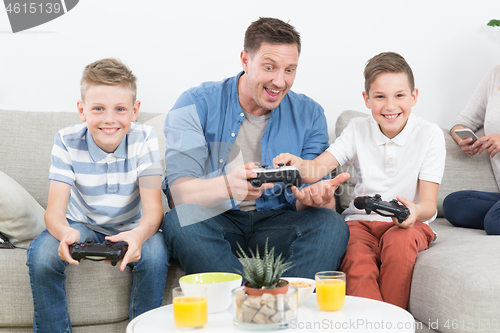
[49,122,162,234]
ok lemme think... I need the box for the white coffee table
[127,294,415,332]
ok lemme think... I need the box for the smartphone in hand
[454,128,478,144]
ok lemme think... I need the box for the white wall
[1,0,500,130]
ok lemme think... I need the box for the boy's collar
[86,130,128,162]
[371,113,416,146]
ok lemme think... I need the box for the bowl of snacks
[282,277,315,305]
[179,272,242,313]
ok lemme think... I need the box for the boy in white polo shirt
[27,58,169,332]
[274,52,445,309]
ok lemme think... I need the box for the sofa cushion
[0,171,46,249]
[0,249,132,327]
[436,128,498,215]
[0,110,81,210]
[410,219,500,333]
[332,110,367,211]
[143,113,170,212]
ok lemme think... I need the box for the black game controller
[354,194,410,224]
[248,164,302,188]
[70,238,128,266]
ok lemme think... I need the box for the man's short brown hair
[244,17,301,57]
[80,58,137,102]
[364,52,415,94]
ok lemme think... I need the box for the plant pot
[243,279,289,296]
[232,285,298,329]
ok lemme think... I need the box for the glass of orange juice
[315,271,346,311]
[172,287,208,329]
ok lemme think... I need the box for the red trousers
[339,220,434,309]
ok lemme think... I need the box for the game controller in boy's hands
[69,238,128,266]
[354,194,410,224]
[248,164,302,188]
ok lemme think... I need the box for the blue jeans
[443,190,500,235]
[162,204,349,279]
[26,221,169,333]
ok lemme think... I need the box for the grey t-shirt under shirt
[227,110,271,211]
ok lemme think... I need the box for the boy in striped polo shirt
[27,58,169,332]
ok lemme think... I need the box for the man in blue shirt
[162,17,349,279]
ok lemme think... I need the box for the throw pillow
[0,171,46,249]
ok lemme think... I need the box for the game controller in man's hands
[69,238,128,266]
[248,164,302,188]
[354,194,410,224]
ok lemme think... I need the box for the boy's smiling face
[362,72,418,139]
[78,84,139,153]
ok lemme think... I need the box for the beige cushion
[143,112,167,172]
[0,249,131,327]
[0,171,46,248]
[437,127,498,215]
[332,110,368,211]
[143,112,169,212]
[409,218,500,332]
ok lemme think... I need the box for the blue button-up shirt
[163,72,329,211]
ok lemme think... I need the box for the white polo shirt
[327,113,446,223]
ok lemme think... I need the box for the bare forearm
[135,207,164,242]
[300,160,330,183]
[44,209,73,241]
[413,200,437,222]
[169,176,230,207]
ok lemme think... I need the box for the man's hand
[476,134,500,158]
[294,172,350,211]
[393,196,417,229]
[106,230,145,272]
[58,228,81,265]
[226,162,274,202]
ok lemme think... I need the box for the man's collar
[86,130,128,162]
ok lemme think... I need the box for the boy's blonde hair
[80,58,137,102]
[364,52,414,94]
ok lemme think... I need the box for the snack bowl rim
[281,277,315,305]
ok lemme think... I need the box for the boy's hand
[475,134,500,158]
[393,196,416,229]
[226,162,273,202]
[58,228,81,265]
[273,153,303,168]
[105,230,145,272]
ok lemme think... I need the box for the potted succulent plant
[235,238,294,296]
[232,239,298,327]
